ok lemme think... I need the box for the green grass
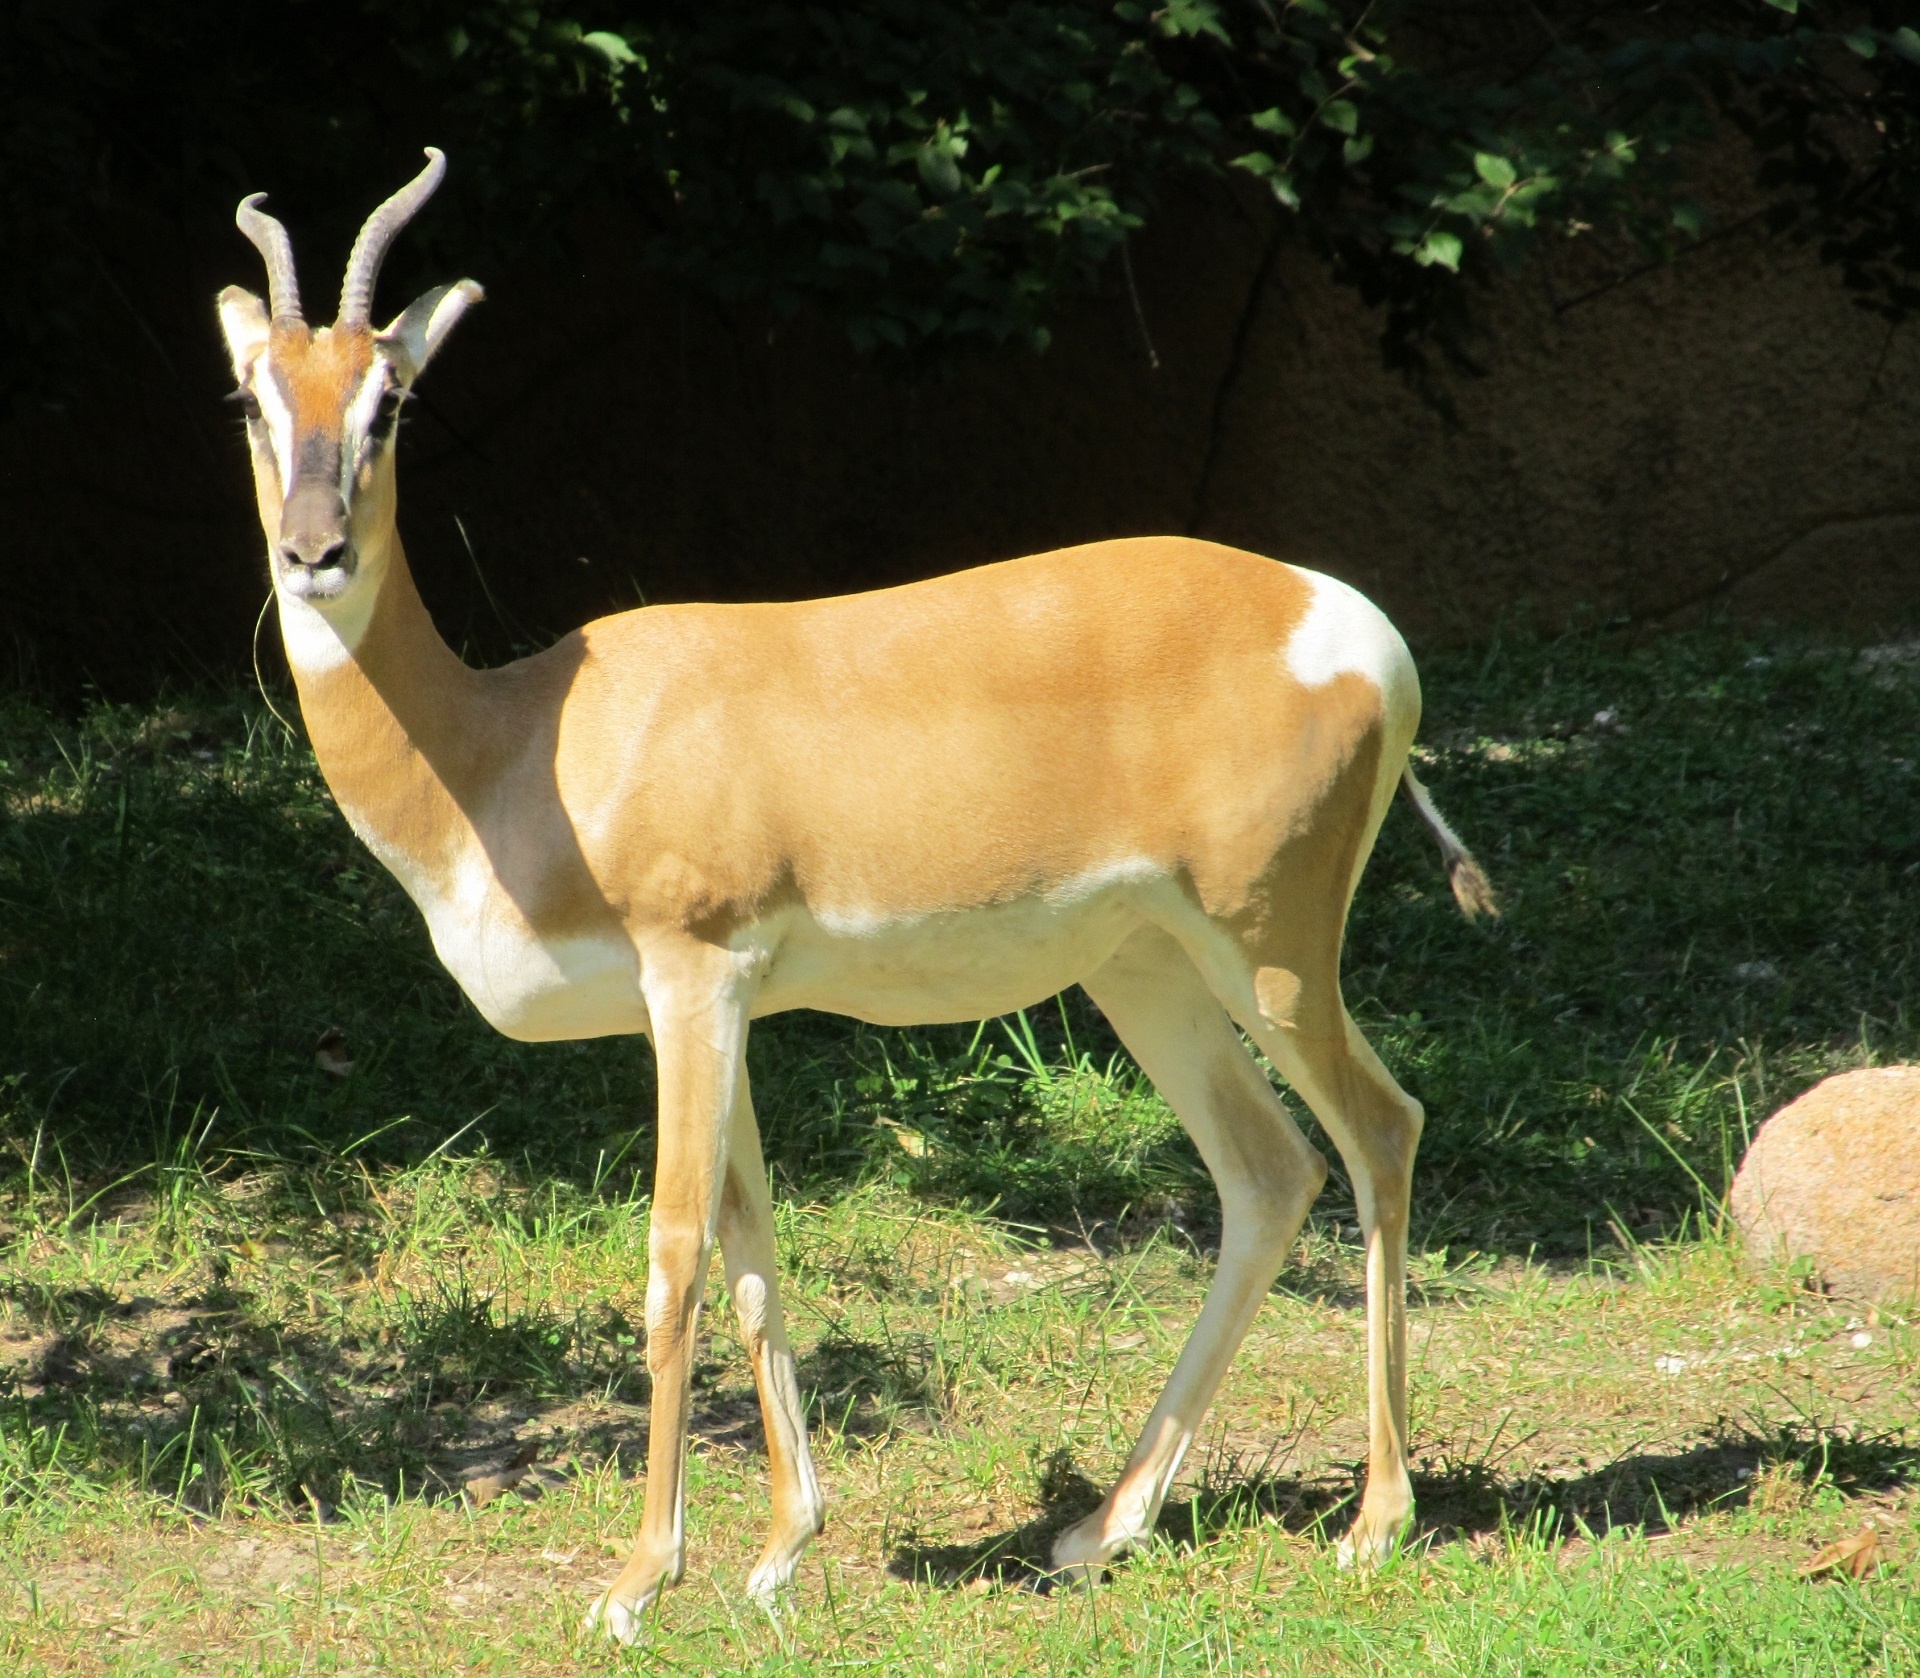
[1,623,1918,1673]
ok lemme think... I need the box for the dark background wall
[4,181,1916,700]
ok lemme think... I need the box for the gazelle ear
[377,279,484,384]
[217,285,272,382]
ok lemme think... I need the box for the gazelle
[218,150,1495,1642]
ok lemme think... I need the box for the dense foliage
[2,0,1918,391]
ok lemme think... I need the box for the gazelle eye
[226,386,262,421]
[368,387,404,444]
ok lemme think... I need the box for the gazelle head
[217,148,482,622]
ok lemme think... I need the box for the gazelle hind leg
[717,1076,826,1606]
[1049,928,1326,1581]
[1235,1003,1422,1568]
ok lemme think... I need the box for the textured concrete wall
[1196,222,1920,642]
[2,187,1915,697]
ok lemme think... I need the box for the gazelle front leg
[590,947,752,1645]
[718,1078,826,1606]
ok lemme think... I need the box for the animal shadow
[886,1448,1356,1592]
[887,1420,1920,1589]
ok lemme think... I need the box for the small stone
[1730,1066,1920,1302]
[463,1440,539,1508]
[1852,1331,1874,1350]
[1654,1354,1686,1375]
[313,1026,355,1077]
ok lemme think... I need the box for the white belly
[386,847,1189,1040]
[753,860,1183,1026]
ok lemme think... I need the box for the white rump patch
[1284,568,1410,693]
[1283,567,1421,752]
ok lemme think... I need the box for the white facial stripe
[252,378,297,489]
[340,361,393,486]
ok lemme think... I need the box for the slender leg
[590,949,751,1644]
[1050,928,1328,1580]
[1238,1007,1423,1567]
[717,1073,826,1605]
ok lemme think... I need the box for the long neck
[282,533,497,879]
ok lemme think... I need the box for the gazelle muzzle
[276,462,354,592]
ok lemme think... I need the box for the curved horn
[337,147,446,328]
[235,194,303,323]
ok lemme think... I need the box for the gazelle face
[217,149,481,630]
[218,283,481,610]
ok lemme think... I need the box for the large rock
[1730,1067,1920,1302]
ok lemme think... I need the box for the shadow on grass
[884,1447,1115,1590]
[0,1272,652,1510]
[797,1331,944,1441]
[1404,1419,1920,1543]
[887,1421,1920,1590]
[0,1289,959,1518]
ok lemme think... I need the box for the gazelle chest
[383,843,648,1042]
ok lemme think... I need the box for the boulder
[1729,1066,1920,1302]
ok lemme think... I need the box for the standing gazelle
[218,150,1494,1641]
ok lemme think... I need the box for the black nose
[279,536,350,571]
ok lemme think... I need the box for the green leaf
[580,30,639,68]
[1474,152,1517,191]
[1155,0,1231,44]
[1894,27,1920,65]
[1842,31,1877,58]
[917,142,963,198]
[1415,229,1464,270]
[1320,99,1359,136]
[1343,134,1374,165]
[1250,107,1296,138]
[1761,0,1798,12]
[1671,202,1706,238]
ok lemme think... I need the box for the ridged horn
[337,147,446,328]
[235,194,303,324]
